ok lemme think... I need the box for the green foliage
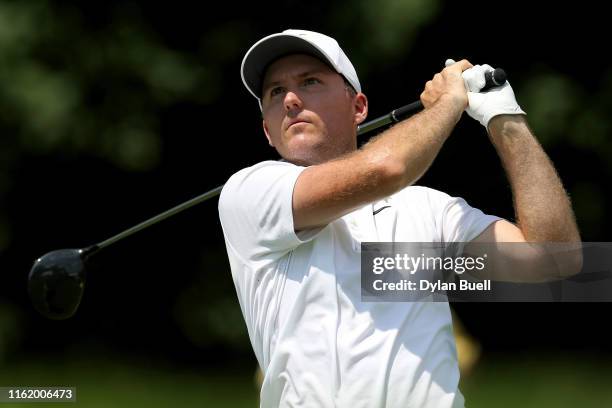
[518,66,611,238]
[519,71,585,145]
[358,0,441,54]
[571,182,606,238]
[0,355,259,407]
[0,1,210,171]
[461,354,612,408]
[329,0,441,76]
[173,249,252,350]
[0,302,21,363]
[519,67,612,157]
[1,353,612,407]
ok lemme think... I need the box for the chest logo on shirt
[373,205,391,215]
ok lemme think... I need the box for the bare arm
[486,115,580,243]
[467,115,582,280]
[293,60,472,231]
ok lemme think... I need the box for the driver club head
[28,248,89,320]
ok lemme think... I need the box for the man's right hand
[420,59,473,112]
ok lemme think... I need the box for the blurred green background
[1,0,611,406]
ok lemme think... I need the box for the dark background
[0,0,610,405]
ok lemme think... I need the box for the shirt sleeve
[421,187,502,256]
[439,195,502,243]
[218,160,324,262]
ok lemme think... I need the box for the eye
[303,77,320,86]
[269,86,285,97]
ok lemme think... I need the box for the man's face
[260,54,367,166]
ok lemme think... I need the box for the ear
[353,93,368,126]
[262,120,274,147]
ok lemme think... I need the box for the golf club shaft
[87,102,422,254]
[355,100,423,135]
[83,104,416,254]
[85,185,223,254]
[89,67,507,254]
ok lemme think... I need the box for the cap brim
[241,34,331,99]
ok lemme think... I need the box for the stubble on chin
[282,142,355,167]
[279,124,356,166]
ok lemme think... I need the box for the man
[218,29,581,407]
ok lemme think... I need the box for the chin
[283,133,326,163]
[283,147,323,166]
[280,128,354,166]
[284,146,344,166]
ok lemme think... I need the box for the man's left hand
[445,59,526,129]
[462,63,526,129]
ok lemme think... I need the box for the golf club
[28,68,507,320]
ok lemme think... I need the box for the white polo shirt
[218,160,500,408]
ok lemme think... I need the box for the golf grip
[356,68,506,135]
[92,68,507,251]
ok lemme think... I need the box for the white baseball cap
[240,29,362,104]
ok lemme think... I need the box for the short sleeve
[444,198,501,259]
[218,160,323,262]
[415,187,502,251]
[439,196,501,243]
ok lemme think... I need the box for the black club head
[28,248,88,320]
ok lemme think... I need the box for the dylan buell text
[371,279,492,292]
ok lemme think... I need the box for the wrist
[487,114,528,136]
[437,93,467,120]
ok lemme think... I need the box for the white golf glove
[445,59,526,128]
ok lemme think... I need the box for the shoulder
[390,186,474,226]
[391,185,453,207]
[220,160,303,203]
[224,160,301,187]
[218,160,311,259]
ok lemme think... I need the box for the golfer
[218,29,580,407]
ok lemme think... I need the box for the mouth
[286,120,310,131]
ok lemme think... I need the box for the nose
[284,90,303,113]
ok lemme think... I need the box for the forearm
[361,94,463,188]
[488,115,580,242]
